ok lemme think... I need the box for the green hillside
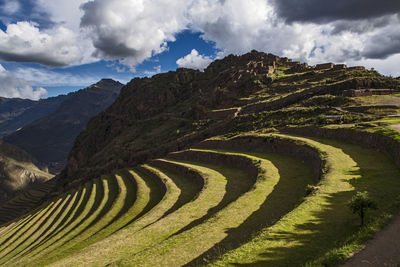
[1,51,400,266]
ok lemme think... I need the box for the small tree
[348,191,377,226]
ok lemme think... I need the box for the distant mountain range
[0,95,68,137]
[3,79,123,173]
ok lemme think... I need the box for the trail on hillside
[342,213,400,266]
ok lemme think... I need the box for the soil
[390,124,400,132]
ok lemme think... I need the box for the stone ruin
[343,88,396,97]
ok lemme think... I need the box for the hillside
[1,51,400,266]
[0,95,67,137]
[64,51,399,183]
[0,140,53,203]
[4,79,123,173]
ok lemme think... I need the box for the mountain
[0,95,67,137]
[0,140,53,203]
[2,51,400,266]
[63,50,400,183]
[4,79,123,173]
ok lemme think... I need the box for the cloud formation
[0,21,83,67]
[270,0,400,23]
[13,67,100,87]
[176,49,213,70]
[0,64,48,100]
[0,0,399,77]
[80,0,190,71]
[1,0,21,15]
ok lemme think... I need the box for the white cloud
[176,49,212,70]
[13,67,100,87]
[80,0,191,71]
[187,0,400,76]
[2,0,20,14]
[0,0,398,77]
[0,21,84,67]
[0,64,48,100]
[143,65,162,77]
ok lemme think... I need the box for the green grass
[0,199,58,249]
[41,170,151,263]
[0,196,65,259]
[0,193,73,264]
[115,150,280,266]
[190,148,317,265]
[5,189,81,263]
[51,159,227,266]
[28,176,116,266]
[14,180,98,266]
[210,134,400,266]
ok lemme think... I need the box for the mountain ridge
[62,50,400,185]
[4,79,124,173]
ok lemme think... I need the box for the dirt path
[390,124,400,132]
[342,214,400,266]
[343,124,400,266]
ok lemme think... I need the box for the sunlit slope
[1,132,400,266]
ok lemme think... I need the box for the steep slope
[0,140,53,203]
[1,51,400,266]
[65,52,280,181]
[0,95,67,137]
[64,51,399,183]
[5,79,123,172]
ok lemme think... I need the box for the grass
[6,190,80,263]
[115,149,280,266]
[167,150,256,236]
[51,159,227,266]
[2,127,400,266]
[0,200,58,250]
[190,149,317,266]
[0,196,65,259]
[14,180,98,266]
[29,175,118,266]
[41,170,151,263]
[210,134,400,266]
[0,193,73,264]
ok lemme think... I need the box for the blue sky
[0,0,399,99]
[0,31,218,97]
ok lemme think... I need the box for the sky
[0,0,399,100]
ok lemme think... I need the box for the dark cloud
[0,51,69,67]
[271,0,400,23]
[363,31,400,59]
[330,16,392,34]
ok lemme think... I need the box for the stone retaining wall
[283,126,400,167]
[168,150,258,183]
[196,135,326,180]
[151,159,205,189]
